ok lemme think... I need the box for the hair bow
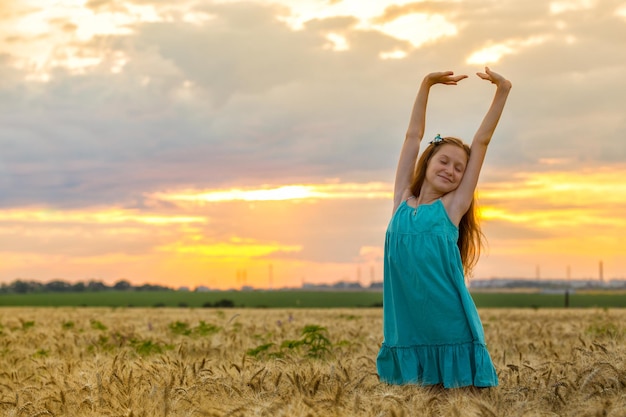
[429,134,443,145]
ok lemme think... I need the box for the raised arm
[393,71,468,213]
[447,67,512,223]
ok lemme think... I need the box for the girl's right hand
[425,71,468,86]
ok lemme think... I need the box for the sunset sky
[1,0,625,290]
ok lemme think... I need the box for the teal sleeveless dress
[376,198,498,388]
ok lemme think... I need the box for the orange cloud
[0,208,206,225]
[157,237,302,260]
[2,171,625,287]
[479,169,626,227]
[476,168,626,277]
[149,182,392,204]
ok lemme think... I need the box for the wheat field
[0,307,624,416]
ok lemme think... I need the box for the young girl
[376,68,512,388]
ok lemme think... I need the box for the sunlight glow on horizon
[2,168,626,287]
[151,182,393,203]
[0,208,206,225]
[157,237,302,259]
[480,170,626,205]
[479,206,622,229]
[478,169,626,257]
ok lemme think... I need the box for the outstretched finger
[447,74,468,83]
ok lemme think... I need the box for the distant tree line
[0,279,173,294]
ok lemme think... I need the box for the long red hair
[409,136,484,277]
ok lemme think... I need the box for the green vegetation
[0,290,383,308]
[0,290,624,308]
[247,324,333,359]
[168,320,221,336]
[470,292,626,308]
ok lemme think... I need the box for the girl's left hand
[477,67,512,89]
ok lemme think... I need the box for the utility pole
[599,261,604,282]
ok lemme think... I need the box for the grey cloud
[136,3,323,105]
[424,1,626,168]
[0,0,625,212]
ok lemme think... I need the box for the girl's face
[425,144,468,194]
